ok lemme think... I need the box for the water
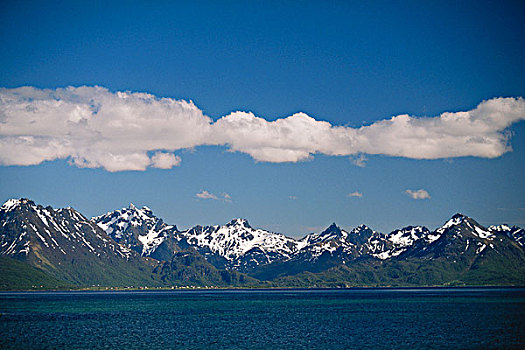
[0,288,524,349]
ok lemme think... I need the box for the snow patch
[476,243,487,254]
[1,199,21,212]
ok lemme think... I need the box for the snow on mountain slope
[92,204,179,257]
[1,199,22,212]
[489,224,524,246]
[291,223,351,260]
[376,226,433,259]
[409,213,504,259]
[5,198,525,280]
[342,224,429,260]
[293,223,395,261]
[436,213,494,240]
[0,198,133,261]
[181,219,299,269]
[289,214,511,263]
[388,226,430,248]
[90,203,525,270]
[0,199,195,287]
[299,223,349,245]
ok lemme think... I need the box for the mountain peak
[452,213,468,220]
[1,198,38,212]
[440,213,469,229]
[1,198,22,212]
[122,203,157,219]
[352,224,372,232]
[303,222,348,244]
[322,222,341,234]
[437,215,465,233]
[226,218,251,228]
[436,213,497,241]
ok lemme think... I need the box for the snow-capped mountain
[1,199,132,259]
[376,212,525,287]
[410,213,498,258]
[290,223,433,262]
[92,207,302,269]
[299,223,349,246]
[92,204,180,260]
[292,223,355,262]
[180,219,300,270]
[0,199,154,285]
[346,224,388,259]
[2,198,524,288]
[91,204,525,275]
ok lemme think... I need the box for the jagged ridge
[90,204,525,276]
[2,199,525,288]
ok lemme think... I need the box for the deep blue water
[0,288,524,349]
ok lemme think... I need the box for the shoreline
[1,285,524,293]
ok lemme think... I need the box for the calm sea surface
[0,288,524,349]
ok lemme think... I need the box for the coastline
[2,285,524,293]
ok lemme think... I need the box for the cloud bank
[0,86,524,171]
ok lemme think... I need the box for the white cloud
[0,86,524,171]
[195,190,218,200]
[150,152,181,169]
[348,191,363,198]
[405,189,431,200]
[0,86,211,172]
[195,190,231,202]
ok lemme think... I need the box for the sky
[1,0,524,237]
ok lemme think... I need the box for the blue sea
[0,288,524,349]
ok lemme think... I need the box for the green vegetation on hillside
[0,256,72,290]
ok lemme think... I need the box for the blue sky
[1,0,524,237]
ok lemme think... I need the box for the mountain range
[1,198,524,289]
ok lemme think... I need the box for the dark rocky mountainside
[1,199,524,289]
[0,199,156,286]
[0,199,254,289]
